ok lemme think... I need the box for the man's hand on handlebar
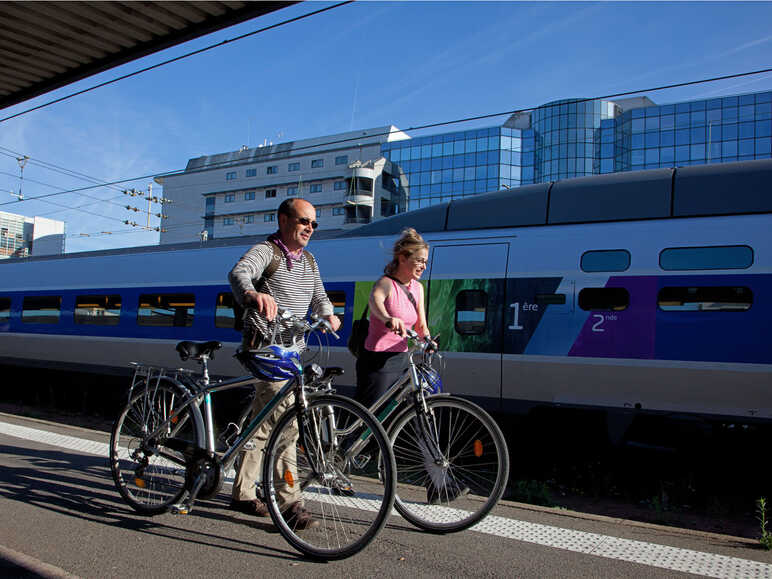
[243,290,278,321]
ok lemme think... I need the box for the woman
[355,228,431,410]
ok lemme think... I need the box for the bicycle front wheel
[390,396,509,533]
[109,380,202,515]
[262,395,396,560]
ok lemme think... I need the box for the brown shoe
[230,498,269,517]
[282,502,319,530]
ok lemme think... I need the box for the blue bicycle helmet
[417,364,442,395]
[237,345,302,381]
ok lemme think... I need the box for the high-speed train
[1,159,770,442]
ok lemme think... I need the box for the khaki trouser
[231,378,300,507]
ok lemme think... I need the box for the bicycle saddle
[176,340,222,361]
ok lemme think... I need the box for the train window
[22,296,62,324]
[659,245,753,270]
[74,295,121,325]
[536,293,567,305]
[138,293,194,327]
[578,288,629,311]
[580,250,630,272]
[0,298,9,322]
[455,290,487,334]
[658,287,753,312]
[215,293,235,328]
[326,291,346,324]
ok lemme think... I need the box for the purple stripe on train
[569,276,657,360]
[569,274,772,365]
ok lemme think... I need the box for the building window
[264,213,275,222]
[335,155,348,165]
[580,250,631,272]
[310,183,323,193]
[244,214,254,224]
[224,193,235,203]
[311,158,324,168]
[334,181,346,190]
[215,293,235,328]
[246,168,257,177]
[455,290,487,334]
[265,189,276,198]
[138,293,194,327]
[223,217,234,225]
[287,186,298,196]
[659,245,753,271]
[244,191,255,201]
[332,207,345,216]
[74,295,121,326]
[316,208,322,217]
[226,171,237,180]
[288,162,300,172]
[578,288,629,311]
[267,165,278,175]
[22,296,61,324]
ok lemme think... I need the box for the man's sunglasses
[296,216,319,229]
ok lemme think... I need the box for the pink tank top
[365,277,421,353]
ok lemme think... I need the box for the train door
[426,243,508,413]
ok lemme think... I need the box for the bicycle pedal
[351,454,371,469]
[170,504,190,515]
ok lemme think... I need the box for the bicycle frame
[135,362,307,477]
[328,340,441,461]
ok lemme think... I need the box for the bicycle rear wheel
[110,380,202,515]
[390,396,509,533]
[262,395,396,560]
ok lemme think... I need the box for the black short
[355,349,408,411]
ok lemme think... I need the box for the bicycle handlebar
[276,307,340,341]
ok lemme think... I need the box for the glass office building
[382,89,772,211]
[380,126,523,212]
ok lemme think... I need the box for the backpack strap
[233,240,317,331]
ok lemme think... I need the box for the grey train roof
[339,158,772,237]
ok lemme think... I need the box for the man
[228,198,341,528]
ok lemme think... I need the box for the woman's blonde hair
[384,228,429,275]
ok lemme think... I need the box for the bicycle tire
[389,395,509,533]
[262,394,396,560]
[109,379,203,515]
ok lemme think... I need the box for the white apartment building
[0,210,65,259]
[156,126,410,244]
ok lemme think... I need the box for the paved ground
[0,402,761,541]
[1,412,772,578]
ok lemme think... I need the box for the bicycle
[307,329,509,534]
[109,309,397,560]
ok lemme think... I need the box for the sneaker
[282,502,319,530]
[427,483,470,505]
[229,497,269,517]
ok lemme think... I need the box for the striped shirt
[228,241,333,347]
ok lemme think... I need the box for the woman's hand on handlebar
[385,316,408,337]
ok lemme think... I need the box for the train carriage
[1,159,770,442]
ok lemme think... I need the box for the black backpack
[232,240,317,331]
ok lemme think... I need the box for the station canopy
[0,1,297,110]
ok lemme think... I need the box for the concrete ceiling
[0,1,297,110]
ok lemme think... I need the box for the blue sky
[1,1,771,253]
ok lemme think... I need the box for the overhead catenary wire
[2,64,771,214]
